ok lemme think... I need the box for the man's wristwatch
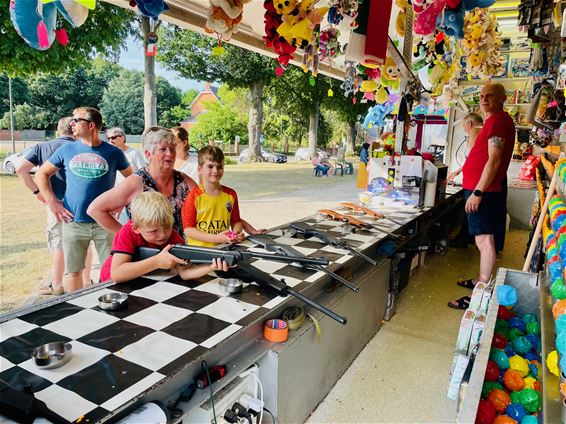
[473,189,483,197]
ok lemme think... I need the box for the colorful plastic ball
[551,281,566,300]
[504,345,516,357]
[485,360,500,381]
[509,391,521,404]
[523,376,536,390]
[476,399,497,424]
[557,332,566,355]
[518,388,540,413]
[508,328,525,342]
[488,389,511,413]
[512,337,533,355]
[521,416,538,424]
[491,349,510,370]
[493,415,518,424]
[497,285,518,307]
[509,355,530,377]
[503,369,525,391]
[496,319,511,332]
[492,333,508,349]
[559,354,566,376]
[525,334,539,350]
[555,314,566,336]
[523,351,538,361]
[509,317,526,332]
[552,299,566,320]
[498,306,515,320]
[545,348,557,376]
[482,381,505,399]
[506,403,526,422]
[525,314,539,326]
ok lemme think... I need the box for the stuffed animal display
[263,0,296,68]
[363,100,395,129]
[275,0,328,49]
[327,0,358,26]
[395,0,408,37]
[205,0,251,41]
[381,56,401,90]
[462,8,504,79]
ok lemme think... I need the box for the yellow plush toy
[380,56,400,90]
[395,0,408,38]
[276,0,328,48]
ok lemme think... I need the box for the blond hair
[130,191,174,228]
[198,145,224,166]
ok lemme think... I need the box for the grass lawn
[0,160,357,312]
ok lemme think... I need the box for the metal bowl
[219,278,242,294]
[32,342,72,369]
[98,292,128,310]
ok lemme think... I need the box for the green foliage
[326,91,369,124]
[0,77,30,117]
[156,78,182,127]
[0,103,51,130]
[188,101,247,147]
[157,26,276,89]
[165,88,200,126]
[1,3,136,76]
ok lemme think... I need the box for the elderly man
[448,83,515,310]
[36,107,133,292]
[106,127,146,183]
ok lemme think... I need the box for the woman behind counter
[356,142,370,189]
[88,127,198,240]
[172,126,199,184]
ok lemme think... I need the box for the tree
[0,103,50,130]
[188,101,248,148]
[165,88,200,126]
[100,68,182,133]
[327,92,371,153]
[266,67,332,159]
[0,76,30,117]
[157,26,277,162]
[0,2,135,76]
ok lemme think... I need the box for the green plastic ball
[518,388,540,413]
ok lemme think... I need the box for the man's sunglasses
[107,135,122,140]
[71,117,92,124]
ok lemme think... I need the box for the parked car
[3,146,37,174]
[239,148,287,163]
[294,147,328,161]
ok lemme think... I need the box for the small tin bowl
[98,292,128,310]
[219,278,242,295]
[32,342,72,369]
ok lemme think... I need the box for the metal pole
[9,77,15,154]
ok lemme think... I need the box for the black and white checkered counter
[0,188,463,423]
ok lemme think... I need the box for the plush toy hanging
[135,0,169,19]
[437,3,464,38]
[340,60,362,97]
[318,27,342,62]
[205,0,251,41]
[462,8,504,79]
[380,56,401,91]
[51,0,89,27]
[10,0,57,50]
[395,0,408,37]
[363,100,395,129]
[413,0,447,36]
[263,0,296,72]
[327,0,358,26]
[275,0,328,49]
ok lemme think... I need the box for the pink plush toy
[413,0,447,35]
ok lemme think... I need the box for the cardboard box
[470,314,486,352]
[447,352,471,400]
[455,309,476,353]
[468,282,487,313]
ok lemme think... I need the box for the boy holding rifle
[100,191,228,283]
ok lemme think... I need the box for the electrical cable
[202,360,217,424]
[250,374,264,424]
[263,407,276,424]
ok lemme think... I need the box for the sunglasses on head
[71,117,93,124]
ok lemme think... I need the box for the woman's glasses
[107,135,122,140]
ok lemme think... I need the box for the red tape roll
[263,319,288,343]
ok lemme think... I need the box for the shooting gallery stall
[0,187,464,423]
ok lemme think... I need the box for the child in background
[100,191,228,283]
[182,146,245,247]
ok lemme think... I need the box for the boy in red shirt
[182,146,245,247]
[100,191,227,283]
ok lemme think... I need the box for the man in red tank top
[448,83,515,310]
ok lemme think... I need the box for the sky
[118,36,202,93]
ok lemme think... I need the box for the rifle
[248,234,359,293]
[134,245,347,325]
[0,379,68,424]
[135,244,329,267]
[289,221,378,266]
[217,262,347,325]
[339,202,405,226]
[317,209,372,229]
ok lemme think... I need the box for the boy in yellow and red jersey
[181,146,245,247]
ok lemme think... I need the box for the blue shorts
[465,190,506,236]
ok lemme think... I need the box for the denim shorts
[465,190,506,236]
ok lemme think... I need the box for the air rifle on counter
[217,262,347,325]
[339,202,405,226]
[134,245,347,325]
[316,209,372,229]
[135,244,329,267]
[247,234,359,293]
[289,221,378,266]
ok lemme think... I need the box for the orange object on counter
[553,299,566,320]
[263,319,288,343]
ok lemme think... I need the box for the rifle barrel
[245,251,329,266]
[287,288,347,325]
[313,265,359,292]
[342,245,378,266]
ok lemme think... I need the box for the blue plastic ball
[504,345,516,357]
[524,351,538,361]
[521,415,538,424]
[506,403,527,422]
[509,317,527,332]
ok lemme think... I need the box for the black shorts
[465,190,506,236]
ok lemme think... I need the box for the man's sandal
[38,285,64,296]
[447,296,471,310]
[456,279,476,290]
